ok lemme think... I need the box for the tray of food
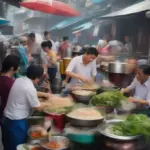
[66,106,104,127]
[40,136,70,150]
[99,114,150,141]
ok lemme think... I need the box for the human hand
[80,76,93,84]
[45,93,53,99]
[120,88,125,94]
[128,97,137,103]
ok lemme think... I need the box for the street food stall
[16,43,150,150]
[17,83,150,150]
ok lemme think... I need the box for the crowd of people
[1,30,150,150]
[0,31,99,150]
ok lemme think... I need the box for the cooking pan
[71,90,96,104]
[66,115,104,127]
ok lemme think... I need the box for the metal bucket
[108,62,127,74]
[51,77,62,94]
[59,60,65,75]
[63,57,72,72]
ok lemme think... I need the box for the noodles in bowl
[67,107,103,120]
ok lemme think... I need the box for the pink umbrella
[20,0,80,17]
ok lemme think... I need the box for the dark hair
[26,65,44,80]
[44,31,49,37]
[86,47,98,57]
[41,40,52,49]
[28,33,35,38]
[79,47,89,55]
[63,36,69,41]
[138,65,150,75]
[1,55,20,73]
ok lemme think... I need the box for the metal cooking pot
[108,62,127,74]
[99,119,141,141]
[40,136,70,150]
[51,77,62,94]
[66,116,104,127]
[71,90,96,104]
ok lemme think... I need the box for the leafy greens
[112,114,150,138]
[91,91,126,108]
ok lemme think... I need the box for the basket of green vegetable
[99,114,150,141]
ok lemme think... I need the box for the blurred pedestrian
[44,31,57,52]
[41,41,57,90]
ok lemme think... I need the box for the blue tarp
[0,18,9,25]
[50,9,108,31]
[73,22,93,30]
[50,17,83,31]
[92,0,104,3]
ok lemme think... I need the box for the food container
[64,124,97,144]
[45,113,65,132]
[71,90,96,104]
[51,77,62,94]
[96,106,114,114]
[63,57,71,72]
[40,136,70,150]
[66,107,104,127]
[108,62,127,87]
[116,101,136,115]
[108,62,127,74]
[17,144,44,150]
[28,125,48,140]
[66,116,103,127]
[99,119,141,141]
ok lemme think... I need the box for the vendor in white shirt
[3,65,44,150]
[65,47,98,85]
[121,65,150,106]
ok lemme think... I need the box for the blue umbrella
[0,18,9,25]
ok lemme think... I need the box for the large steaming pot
[108,62,127,74]
[108,62,127,87]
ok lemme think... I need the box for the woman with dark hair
[0,55,20,118]
[0,55,20,148]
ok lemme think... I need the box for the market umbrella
[20,0,80,17]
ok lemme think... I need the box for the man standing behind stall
[59,37,70,58]
[3,65,44,150]
[65,47,98,84]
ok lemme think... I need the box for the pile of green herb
[45,106,73,115]
[112,114,150,138]
[91,91,126,108]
